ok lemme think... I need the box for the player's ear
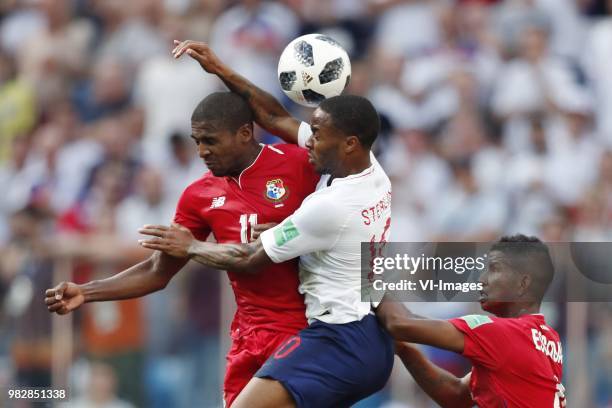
[518,273,532,298]
[344,135,359,153]
[237,123,254,143]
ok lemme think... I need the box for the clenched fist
[45,282,85,315]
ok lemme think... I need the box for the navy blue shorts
[255,314,394,408]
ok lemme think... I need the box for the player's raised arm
[138,223,273,273]
[172,40,300,144]
[395,342,473,408]
[45,251,188,315]
[375,295,465,353]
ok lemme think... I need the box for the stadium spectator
[159,132,205,202]
[0,49,36,162]
[210,0,299,96]
[71,361,136,408]
[429,158,508,241]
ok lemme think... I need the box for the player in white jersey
[139,93,394,407]
[263,120,391,326]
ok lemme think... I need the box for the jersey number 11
[239,213,258,243]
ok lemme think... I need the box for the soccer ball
[277,34,351,107]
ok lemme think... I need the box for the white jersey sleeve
[260,195,345,263]
[297,121,311,148]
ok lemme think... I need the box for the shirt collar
[228,144,266,189]
[329,161,375,186]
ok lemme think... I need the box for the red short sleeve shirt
[174,144,320,337]
[449,314,564,408]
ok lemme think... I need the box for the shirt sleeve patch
[461,314,493,329]
[274,220,300,246]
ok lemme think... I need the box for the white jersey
[260,122,392,324]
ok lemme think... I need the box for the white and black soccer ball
[277,34,351,107]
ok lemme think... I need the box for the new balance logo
[302,72,313,86]
[211,196,226,208]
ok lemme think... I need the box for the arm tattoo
[189,241,259,272]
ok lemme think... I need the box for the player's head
[190,92,256,177]
[479,234,554,317]
[306,95,379,174]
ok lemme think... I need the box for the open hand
[172,40,223,74]
[138,223,195,258]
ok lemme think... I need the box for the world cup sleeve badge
[265,178,289,203]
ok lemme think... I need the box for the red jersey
[449,314,564,408]
[174,143,320,339]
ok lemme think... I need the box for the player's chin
[480,298,502,314]
[479,293,492,310]
[308,153,317,166]
[310,159,328,175]
[479,298,491,312]
[207,166,224,177]
[309,159,323,173]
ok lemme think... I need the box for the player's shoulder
[457,314,556,339]
[300,185,350,221]
[179,171,224,200]
[372,154,392,184]
[184,171,215,189]
[258,144,310,172]
[453,314,497,330]
[268,143,308,158]
[520,314,561,338]
[452,314,521,336]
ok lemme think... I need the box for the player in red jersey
[376,235,565,408]
[45,91,320,407]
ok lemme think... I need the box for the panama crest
[265,179,288,202]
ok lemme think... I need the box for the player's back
[452,313,564,408]
[175,143,320,337]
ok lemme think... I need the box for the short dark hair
[191,92,254,133]
[319,95,380,148]
[491,234,554,299]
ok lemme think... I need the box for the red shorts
[224,329,297,407]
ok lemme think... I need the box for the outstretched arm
[45,250,188,315]
[395,342,473,408]
[375,295,465,353]
[172,40,301,144]
[138,223,272,273]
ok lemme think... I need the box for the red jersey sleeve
[174,183,211,241]
[449,314,512,370]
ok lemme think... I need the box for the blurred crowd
[1,0,612,407]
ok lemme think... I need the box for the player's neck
[230,143,263,177]
[499,302,541,318]
[332,152,372,179]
